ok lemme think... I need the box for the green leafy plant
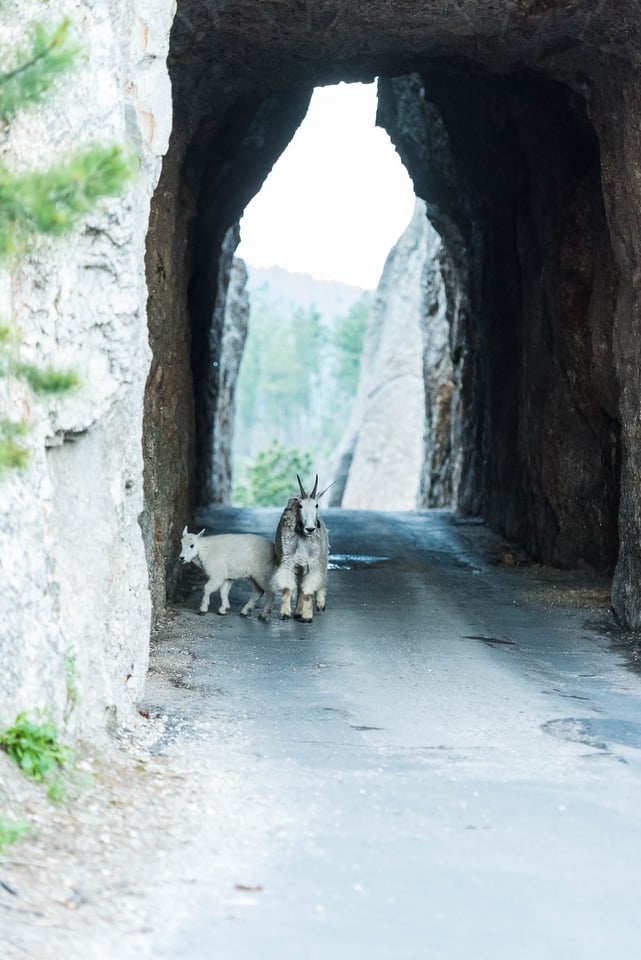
[0,816,30,853]
[0,711,73,800]
[0,14,135,476]
[234,442,313,506]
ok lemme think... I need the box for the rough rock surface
[339,201,431,510]
[378,70,620,573]
[207,242,250,505]
[0,0,174,734]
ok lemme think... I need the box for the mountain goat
[179,527,276,617]
[271,475,331,622]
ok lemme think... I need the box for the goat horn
[311,474,319,498]
[296,474,307,498]
[316,480,336,499]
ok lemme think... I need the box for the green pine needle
[0,18,80,120]
[0,145,136,257]
[11,361,79,394]
[0,417,30,473]
[0,323,14,345]
[0,18,137,479]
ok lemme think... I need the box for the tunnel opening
[143,16,623,618]
[230,81,437,513]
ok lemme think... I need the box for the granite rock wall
[0,0,175,735]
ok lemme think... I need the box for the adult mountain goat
[179,527,276,617]
[272,475,331,623]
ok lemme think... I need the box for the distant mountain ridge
[244,263,367,320]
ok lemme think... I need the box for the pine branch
[0,416,29,473]
[10,361,79,394]
[0,145,136,257]
[0,18,137,478]
[0,19,80,120]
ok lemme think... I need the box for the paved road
[146,507,641,960]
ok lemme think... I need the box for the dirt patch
[529,580,612,610]
[0,703,279,960]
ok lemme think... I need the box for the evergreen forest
[233,269,370,505]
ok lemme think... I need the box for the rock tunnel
[141,0,641,629]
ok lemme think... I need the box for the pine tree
[0,16,135,474]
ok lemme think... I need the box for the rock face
[209,245,250,505]
[147,0,641,627]
[337,201,446,510]
[0,0,174,735]
[378,70,620,573]
[334,200,459,511]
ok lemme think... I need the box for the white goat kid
[272,475,330,623]
[179,527,276,617]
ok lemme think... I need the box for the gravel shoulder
[0,615,284,960]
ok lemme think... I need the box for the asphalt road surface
[145,507,641,960]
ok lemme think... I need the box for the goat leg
[258,589,275,620]
[199,576,220,614]
[298,593,314,623]
[240,580,264,617]
[279,586,293,619]
[217,578,232,615]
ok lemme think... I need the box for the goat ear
[182,525,188,536]
[316,480,336,500]
[296,474,307,498]
[311,474,319,498]
[198,529,206,537]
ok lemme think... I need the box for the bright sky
[237,81,416,290]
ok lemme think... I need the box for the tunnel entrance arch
[229,82,445,515]
[142,1,641,626]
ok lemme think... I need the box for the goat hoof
[198,610,207,616]
[280,613,291,620]
[217,608,228,616]
[300,617,313,624]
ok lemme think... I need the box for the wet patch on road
[462,635,517,648]
[165,673,229,696]
[328,554,389,570]
[541,688,590,702]
[542,717,641,751]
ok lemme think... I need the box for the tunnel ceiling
[166,1,641,196]
[144,0,641,630]
[168,0,640,100]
